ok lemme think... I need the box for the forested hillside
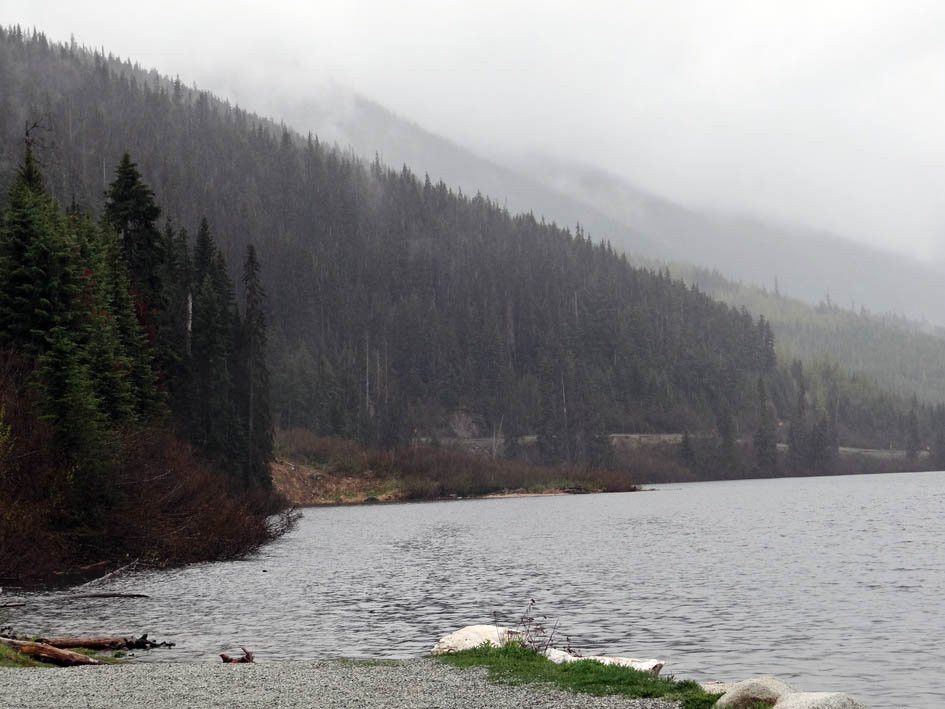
[231,76,945,328]
[1,28,942,475]
[663,264,945,405]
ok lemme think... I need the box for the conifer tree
[753,378,778,475]
[906,398,921,463]
[236,244,273,486]
[103,154,164,340]
[0,146,114,509]
[157,220,193,423]
[787,374,809,472]
[932,407,945,470]
[189,219,240,468]
[0,146,74,355]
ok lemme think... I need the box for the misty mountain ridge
[249,80,945,327]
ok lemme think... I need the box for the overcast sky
[5,1,945,261]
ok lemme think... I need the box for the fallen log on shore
[64,593,150,600]
[220,647,254,663]
[0,637,103,666]
[38,634,174,651]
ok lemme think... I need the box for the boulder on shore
[431,625,518,654]
[774,692,867,709]
[716,675,796,708]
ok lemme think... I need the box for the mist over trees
[1,27,942,477]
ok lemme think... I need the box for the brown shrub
[275,429,640,499]
[0,354,293,582]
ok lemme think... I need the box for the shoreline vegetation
[270,428,938,508]
[436,643,723,709]
[271,428,639,506]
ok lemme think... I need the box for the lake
[5,471,944,708]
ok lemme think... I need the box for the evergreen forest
[1,25,944,527]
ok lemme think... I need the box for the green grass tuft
[436,642,723,709]
[0,645,45,668]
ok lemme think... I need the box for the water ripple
[3,472,944,708]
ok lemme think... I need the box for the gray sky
[5,0,945,261]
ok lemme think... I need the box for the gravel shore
[0,658,681,708]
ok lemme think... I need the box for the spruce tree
[906,399,921,463]
[157,220,193,424]
[753,378,778,475]
[236,244,273,486]
[0,146,74,355]
[0,146,114,510]
[189,219,240,469]
[787,377,809,472]
[103,154,164,340]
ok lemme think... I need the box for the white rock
[701,681,737,696]
[543,647,575,663]
[716,676,797,708]
[774,692,867,709]
[541,647,663,675]
[584,655,664,674]
[430,625,518,654]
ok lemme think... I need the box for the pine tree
[753,378,778,475]
[236,244,273,486]
[906,398,921,463]
[787,375,809,472]
[68,210,137,424]
[932,406,945,470]
[716,404,737,473]
[0,146,115,510]
[189,219,239,468]
[0,146,75,355]
[103,154,164,341]
[156,220,193,424]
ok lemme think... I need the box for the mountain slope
[254,81,945,406]
[0,28,938,471]
[245,83,945,327]
[521,156,945,327]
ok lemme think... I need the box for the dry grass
[275,428,639,503]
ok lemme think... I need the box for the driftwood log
[220,647,254,663]
[63,593,150,600]
[39,634,174,651]
[0,637,103,666]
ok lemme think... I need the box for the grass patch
[436,643,722,709]
[65,647,124,665]
[0,645,45,668]
[0,644,124,667]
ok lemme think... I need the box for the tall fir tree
[103,154,165,343]
[753,378,778,476]
[905,398,921,463]
[0,146,75,355]
[189,219,240,468]
[236,244,273,486]
[0,146,115,512]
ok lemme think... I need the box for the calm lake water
[5,471,945,708]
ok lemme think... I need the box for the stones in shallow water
[774,692,867,708]
[715,677,868,709]
[716,676,797,708]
